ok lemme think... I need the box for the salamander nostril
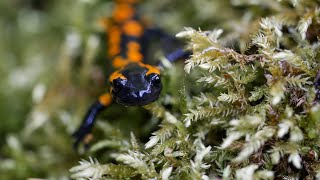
[148,73,161,87]
[153,77,160,87]
[112,78,126,92]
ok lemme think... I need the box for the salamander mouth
[113,91,161,106]
[110,68,162,106]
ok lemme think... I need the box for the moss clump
[71,0,320,179]
[2,0,320,179]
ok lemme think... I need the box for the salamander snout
[111,73,162,106]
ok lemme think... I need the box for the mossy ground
[1,0,320,179]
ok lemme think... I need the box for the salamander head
[109,63,162,106]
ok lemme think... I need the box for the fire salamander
[72,0,190,149]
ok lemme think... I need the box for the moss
[2,0,320,179]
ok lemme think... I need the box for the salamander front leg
[158,48,192,67]
[72,93,112,150]
[165,48,191,63]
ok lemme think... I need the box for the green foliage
[2,0,320,179]
[70,0,320,179]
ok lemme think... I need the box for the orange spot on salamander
[138,62,160,75]
[108,27,121,56]
[123,20,143,37]
[112,56,129,68]
[83,133,94,145]
[108,46,121,56]
[127,41,140,50]
[113,3,134,22]
[108,27,121,44]
[127,42,143,62]
[98,93,113,106]
[127,51,143,62]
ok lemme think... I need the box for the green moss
[2,0,320,179]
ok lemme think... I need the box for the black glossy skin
[111,63,162,106]
[72,102,105,149]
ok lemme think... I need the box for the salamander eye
[148,73,161,87]
[112,78,126,92]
